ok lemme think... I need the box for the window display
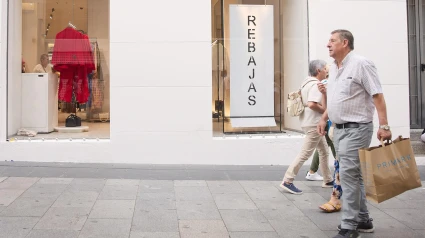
[8,0,110,141]
[211,0,309,136]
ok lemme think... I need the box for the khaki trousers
[284,126,332,183]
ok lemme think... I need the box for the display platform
[54,126,89,133]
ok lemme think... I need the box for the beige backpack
[287,79,318,117]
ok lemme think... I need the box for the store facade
[0,0,410,165]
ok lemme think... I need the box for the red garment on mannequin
[52,27,95,103]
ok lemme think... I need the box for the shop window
[9,0,110,141]
[211,0,309,136]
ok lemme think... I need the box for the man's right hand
[317,119,327,136]
[317,83,327,94]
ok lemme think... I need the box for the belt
[335,122,360,129]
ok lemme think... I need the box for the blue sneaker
[280,182,303,194]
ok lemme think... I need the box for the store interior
[10,0,110,140]
[211,0,309,136]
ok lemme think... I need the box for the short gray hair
[331,29,354,50]
[40,54,49,61]
[308,60,327,77]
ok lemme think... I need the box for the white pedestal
[54,126,89,133]
[21,73,58,133]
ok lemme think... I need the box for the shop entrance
[407,0,425,128]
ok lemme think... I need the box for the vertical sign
[229,5,275,128]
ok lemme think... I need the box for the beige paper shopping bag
[359,136,422,203]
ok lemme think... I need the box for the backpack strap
[300,79,319,89]
[300,79,319,107]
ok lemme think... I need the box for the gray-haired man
[317,29,392,238]
[280,60,333,195]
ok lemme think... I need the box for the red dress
[52,27,95,103]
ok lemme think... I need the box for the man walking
[317,29,392,238]
[280,60,333,195]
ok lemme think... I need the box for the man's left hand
[377,128,392,141]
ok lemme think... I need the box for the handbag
[65,114,82,127]
[359,136,422,203]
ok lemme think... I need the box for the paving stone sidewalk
[0,176,424,238]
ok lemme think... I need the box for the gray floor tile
[186,170,230,180]
[365,204,395,220]
[269,217,329,238]
[129,232,180,238]
[179,220,227,233]
[98,185,138,200]
[405,199,425,209]
[176,200,221,220]
[20,184,68,198]
[300,209,341,231]
[138,192,176,201]
[36,178,74,185]
[369,197,411,209]
[0,189,26,206]
[396,189,425,201]
[0,206,5,213]
[106,179,140,186]
[207,181,246,194]
[89,200,135,219]
[135,198,176,211]
[78,219,131,238]
[254,199,294,210]
[245,186,289,202]
[52,190,99,208]
[229,232,280,238]
[414,230,425,238]
[132,209,178,232]
[180,232,230,238]
[0,177,39,189]
[382,208,425,230]
[0,197,56,217]
[239,181,277,189]
[67,178,106,192]
[175,187,213,201]
[259,207,305,220]
[284,192,328,210]
[213,193,257,209]
[0,217,40,238]
[33,207,90,230]
[0,177,7,183]
[139,180,174,193]
[220,210,274,232]
[358,218,425,238]
[26,229,79,238]
[175,180,207,187]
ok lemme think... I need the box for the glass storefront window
[9,0,110,141]
[211,0,309,136]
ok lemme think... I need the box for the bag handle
[380,138,392,147]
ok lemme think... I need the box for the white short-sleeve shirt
[299,77,322,128]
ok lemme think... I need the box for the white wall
[282,0,309,131]
[308,0,410,147]
[0,0,410,165]
[0,0,4,140]
[7,0,22,137]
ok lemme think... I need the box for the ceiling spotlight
[52,8,55,12]
[50,14,53,19]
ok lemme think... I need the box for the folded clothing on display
[17,128,37,137]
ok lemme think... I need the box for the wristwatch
[379,125,390,131]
